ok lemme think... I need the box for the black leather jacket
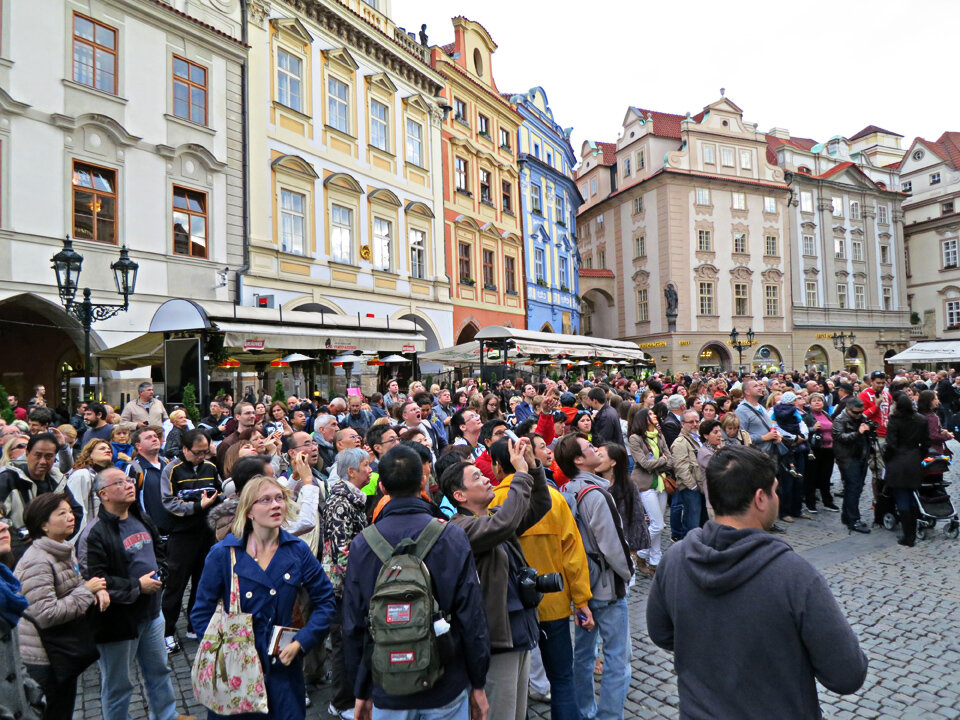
[832,410,871,466]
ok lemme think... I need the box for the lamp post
[832,331,856,357]
[51,236,139,401]
[729,327,754,374]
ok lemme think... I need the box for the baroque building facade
[510,86,581,334]
[0,0,245,405]
[576,97,793,374]
[900,132,960,343]
[242,0,452,359]
[770,125,911,373]
[430,16,525,344]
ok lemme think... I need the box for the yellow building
[242,0,452,368]
[430,17,525,343]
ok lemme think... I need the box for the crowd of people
[0,364,954,719]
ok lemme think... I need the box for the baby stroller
[879,455,959,540]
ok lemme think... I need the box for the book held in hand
[268,625,299,655]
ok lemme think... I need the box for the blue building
[510,87,581,334]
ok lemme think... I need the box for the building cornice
[434,57,522,121]
[283,0,443,96]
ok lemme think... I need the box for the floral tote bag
[191,548,269,715]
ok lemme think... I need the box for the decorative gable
[323,47,359,72]
[367,73,398,95]
[270,17,313,44]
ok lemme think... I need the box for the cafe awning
[886,341,960,364]
[94,299,427,370]
[475,325,652,362]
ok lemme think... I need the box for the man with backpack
[343,444,490,720]
[555,433,634,720]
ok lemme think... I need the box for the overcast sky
[393,0,958,159]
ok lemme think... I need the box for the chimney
[768,127,791,140]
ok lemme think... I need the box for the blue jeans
[669,492,683,540]
[373,688,468,720]
[538,618,578,720]
[839,459,868,527]
[675,488,703,539]
[573,598,631,720]
[97,613,178,720]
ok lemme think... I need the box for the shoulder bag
[191,548,269,715]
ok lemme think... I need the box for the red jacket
[857,387,890,437]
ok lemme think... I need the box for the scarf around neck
[646,430,664,492]
[0,563,28,627]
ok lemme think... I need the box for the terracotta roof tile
[597,142,617,165]
[765,134,819,164]
[935,132,960,171]
[579,268,615,278]
[848,125,903,142]
[629,107,687,139]
[816,161,855,180]
[440,42,456,55]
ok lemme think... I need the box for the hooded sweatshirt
[646,521,867,720]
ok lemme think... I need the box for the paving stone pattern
[75,459,960,719]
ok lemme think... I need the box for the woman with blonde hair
[162,409,189,459]
[66,439,114,532]
[0,434,29,467]
[720,412,752,446]
[191,475,335,719]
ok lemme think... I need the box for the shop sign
[242,339,265,351]
[402,345,416,353]
[637,340,667,349]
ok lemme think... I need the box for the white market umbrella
[380,354,411,363]
[282,353,313,363]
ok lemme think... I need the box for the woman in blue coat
[191,475,335,719]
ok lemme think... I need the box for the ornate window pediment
[270,17,313,44]
[368,187,402,207]
[835,270,850,279]
[53,112,140,147]
[832,224,847,234]
[800,220,817,230]
[632,268,650,285]
[850,226,864,236]
[271,153,318,180]
[323,47,359,72]
[367,73,398,95]
[403,94,431,113]
[694,263,719,280]
[159,143,228,173]
[852,271,868,281]
[323,172,363,193]
[405,201,435,218]
[804,266,820,277]
[761,268,783,282]
[730,265,753,280]
[881,272,894,282]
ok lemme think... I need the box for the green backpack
[361,519,448,696]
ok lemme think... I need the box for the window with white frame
[279,189,305,255]
[454,98,467,123]
[499,127,511,150]
[637,149,645,169]
[597,249,605,268]
[931,172,941,185]
[764,196,776,213]
[732,192,746,210]
[559,256,568,289]
[740,150,752,170]
[328,77,349,133]
[902,180,912,193]
[409,228,426,279]
[590,178,597,195]
[696,188,710,205]
[878,205,888,223]
[455,157,468,193]
[802,234,816,256]
[765,235,778,256]
[699,282,715,315]
[947,300,960,328]
[800,191,814,213]
[501,180,512,213]
[854,284,866,309]
[942,238,958,268]
[764,284,780,316]
[633,196,643,214]
[880,244,890,264]
[733,232,747,254]
[534,247,545,281]
[405,119,423,166]
[698,229,712,251]
[832,197,843,216]
[504,255,516,293]
[835,238,846,259]
[850,201,860,220]
[637,288,649,321]
[532,184,542,214]
[721,147,735,167]
[623,158,631,177]
[852,238,864,262]
[943,201,955,215]
[703,144,715,164]
[372,217,392,270]
[805,281,818,306]
[734,282,749,315]
[330,204,352,263]
[370,99,389,151]
[882,286,892,310]
[556,194,566,224]
[277,49,302,112]
[478,113,489,136]
[837,283,848,308]
[635,235,645,257]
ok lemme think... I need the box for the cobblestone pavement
[75,458,960,719]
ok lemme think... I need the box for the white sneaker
[185,630,198,640]
[164,635,181,653]
[328,703,354,720]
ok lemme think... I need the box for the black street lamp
[51,236,139,401]
[832,331,856,357]
[729,327,754,373]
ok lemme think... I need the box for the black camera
[516,566,564,609]
[177,487,216,503]
[863,419,879,433]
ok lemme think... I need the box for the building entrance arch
[581,289,615,338]
[752,344,783,373]
[697,343,731,372]
[846,345,866,376]
[805,344,828,372]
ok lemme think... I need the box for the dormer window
[798,166,812,175]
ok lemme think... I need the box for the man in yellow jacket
[490,458,593,720]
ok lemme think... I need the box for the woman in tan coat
[627,408,673,572]
[15,492,109,719]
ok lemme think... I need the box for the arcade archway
[698,343,731,372]
[805,344,828,372]
[752,344,783,373]
[581,289,616,338]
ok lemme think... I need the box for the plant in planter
[182,383,201,425]
[536,278,548,287]
[910,311,921,326]
[274,377,285,404]
[462,278,476,286]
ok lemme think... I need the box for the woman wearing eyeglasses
[66,439,115,534]
[192,475,336,719]
[0,434,29,467]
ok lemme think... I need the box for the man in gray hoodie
[555,433,634,720]
[646,444,868,720]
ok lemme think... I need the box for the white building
[901,132,960,344]
[0,0,245,406]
